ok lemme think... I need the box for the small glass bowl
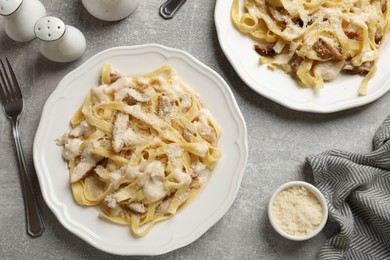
[268,181,328,241]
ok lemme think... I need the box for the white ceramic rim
[33,44,248,255]
[268,181,328,241]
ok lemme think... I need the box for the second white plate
[215,0,390,113]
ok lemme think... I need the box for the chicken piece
[342,60,373,75]
[157,198,172,215]
[375,32,383,44]
[127,202,147,214]
[69,120,95,138]
[196,109,217,145]
[254,44,276,57]
[109,71,123,83]
[381,0,387,12]
[313,37,343,61]
[197,123,217,145]
[290,55,303,74]
[293,18,304,27]
[179,94,192,112]
[269,7,287,23]
[104,195,118,209]
[112,112,141,152]
[265,0,283,7]
[158,95,173,121]
[183,125,196,142]
[344,30,361,40]
[70,143,103,183]
[114,86,155,103]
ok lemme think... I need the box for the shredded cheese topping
[57,65,222,237]
[232,0,390,95]
[272,185,323,236]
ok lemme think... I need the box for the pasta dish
[232,0,390,95]
[56,65,222,236]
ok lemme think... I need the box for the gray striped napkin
[307,117,390,259]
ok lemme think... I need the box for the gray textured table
[1,0,389,259]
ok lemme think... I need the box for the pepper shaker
[0,0,46,42]
[81,0,138,22]
[34,16,86,63]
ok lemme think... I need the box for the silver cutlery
[159,0,186,19]
[0,58,45,237]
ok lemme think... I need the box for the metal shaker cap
[0,0,22,16]
[34,16,66,41]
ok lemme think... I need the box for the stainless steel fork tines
[0,58,45,237]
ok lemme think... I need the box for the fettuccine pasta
[232,0,390,95]
[57,65,222,237]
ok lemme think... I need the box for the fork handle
[12,119,45,237]
[159,0,186,19]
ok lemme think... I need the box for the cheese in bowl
[56,64,222,237]
[268,181,328,240]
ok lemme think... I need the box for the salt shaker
[34,16,86,63]
[81,0,138,22]
[0,0,46,42]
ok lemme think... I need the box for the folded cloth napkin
[307,117,390,259]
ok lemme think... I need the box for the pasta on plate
[57,65,222,237]
[232,0,390,95]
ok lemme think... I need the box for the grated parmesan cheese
[272,185,323,236]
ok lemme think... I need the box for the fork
[0,58,45,237]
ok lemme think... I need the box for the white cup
[81,0,138,22]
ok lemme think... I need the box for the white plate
[215,0,390,113]
[33,44,248,255]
